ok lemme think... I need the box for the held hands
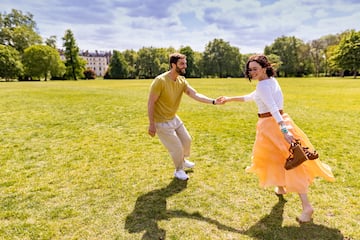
[214,96,228,105]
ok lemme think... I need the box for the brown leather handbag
[285,139,319,170]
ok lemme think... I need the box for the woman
[220,54,334,223]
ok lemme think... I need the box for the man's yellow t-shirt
[150,71,189,123]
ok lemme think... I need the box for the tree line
[0,9,88,81]
[108,31,360,79]
[1,9,359,81]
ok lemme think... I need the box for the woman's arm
[221,90,255,103]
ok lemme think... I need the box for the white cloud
[1,0,359,53]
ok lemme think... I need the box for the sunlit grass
[0,78,358,239]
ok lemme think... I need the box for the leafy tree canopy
[0,9,42,52]
[0,44,23,80]
[23,44,65,81]
[330,30,360,78]
[62,29,86,80]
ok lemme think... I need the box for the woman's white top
[243,77,284,123]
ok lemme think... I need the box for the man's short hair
[169,53,186,68]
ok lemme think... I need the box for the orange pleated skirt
[246,113,335,193]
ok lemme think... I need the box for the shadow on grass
[125,179,344,240]
[125,178,242,239]
[244,195,345,240]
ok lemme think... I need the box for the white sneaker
[174,170,189,180]
[184,159,195,168]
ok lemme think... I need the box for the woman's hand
[279,122,294,144]
[283,132,294,144]
[215,96,228,104]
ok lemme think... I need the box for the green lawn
[0,78,359,239]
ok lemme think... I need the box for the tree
[267,54,282,76]
[83,68,96,79]
[108,50,129,79]
[156,48,174,75]
[180,46,197,78]
[325,45,341,76]
[202,39,241,78]
[62,29,86,80]
[0,9,42,53]
[329,30,360,78]
[136,47,157,79]
[135,47,174,79]
[320,34,342,76]
[45,35,57,48]
[123,49,138,79]
[297,43,313,76]
[307,34,342,77]
[23,45,65,81]
[309,39,325,77]
[192,51,203,78]
[0,44,23,80]
[265,36,307,77]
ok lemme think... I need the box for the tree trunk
[72,66,77,80]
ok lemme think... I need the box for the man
[148,53,221,180]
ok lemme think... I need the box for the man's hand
[148,124,156,137]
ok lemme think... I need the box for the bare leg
[297,193,314,223]
[275,186,286,195]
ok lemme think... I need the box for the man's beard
[176,66,186,76]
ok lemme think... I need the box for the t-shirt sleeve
[150,78,162,96]
[182,78,190,92]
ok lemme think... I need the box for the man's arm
[148,93,159,137]
[185,85,219,104]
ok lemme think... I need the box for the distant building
[59,50,112,77]
[80,50,111,77]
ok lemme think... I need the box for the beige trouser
[156,116,191,171]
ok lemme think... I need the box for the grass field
[0,77,359,239]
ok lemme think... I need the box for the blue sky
[1,0,359,53]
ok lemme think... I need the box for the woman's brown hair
[245,54,275,81]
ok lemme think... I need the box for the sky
[1,0,359,54]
